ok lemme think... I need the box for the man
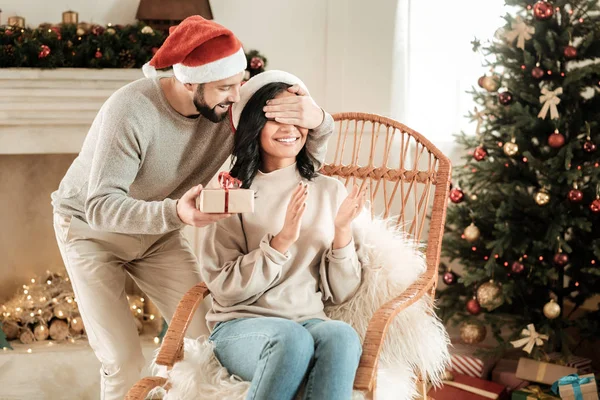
[51,16,333,399]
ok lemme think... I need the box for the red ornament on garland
[583,139,597,153]
[498,91,514,105]
[590,198,600,214]
[38,45,51,59]
[50,26,62,40]
[473,146,488,161]
[466,298,481,315]
[533,1,555,20]
[250,56,264,70]
[532,66,545,79]
[548,130,565,149]
[568,188,584,203]
[92,25,105,36]
[449,188,464,203]
[443,271,457,285]
[95,50,103,59]
[564,46,577,59]
[553,252,569,267]
[5,29,13,36]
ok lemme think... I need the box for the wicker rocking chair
[125,112,452,400]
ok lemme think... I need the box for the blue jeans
[209,317,362,400]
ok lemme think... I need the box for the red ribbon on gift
[218,172,242,213]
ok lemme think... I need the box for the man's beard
[194,87,231,123]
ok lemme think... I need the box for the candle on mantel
[62,10,78,25]
[7,16,25,28]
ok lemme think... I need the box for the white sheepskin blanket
[149,215,450,400]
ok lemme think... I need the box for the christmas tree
[437,0,600,359]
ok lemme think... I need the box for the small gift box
[426,372,509,400]
[448,341,498,378]
[546,353,593,375]
[551,373,598,400]
[196,172,254,213]
[515,358,577,386]
[511,385,559,399]
[492,359,530,392]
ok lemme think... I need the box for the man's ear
[184,83,196,93]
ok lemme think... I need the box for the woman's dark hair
[229,82,317,189]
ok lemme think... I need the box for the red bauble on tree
[38,45,51,59]
[532,66,545,79]
[95,50,103,59]
[568,188,584,203]
[498,91,513,105]
[443,271,457,285]
[466,298,481,315]
[564,46,577,59]
[511,260,525,274]
[548,130,565,148]
[553,252,569,267]
[92,25,105,36]
[583,139,597,153]
[449,188,464,203]
[533,1,554,20]
[473,146,488,161]
[590,198,600,214]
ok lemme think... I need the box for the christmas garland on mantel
[0,22,267,79]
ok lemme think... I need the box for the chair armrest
[353,271,436,392]
[155,282,211,367]
[124,376,168,400]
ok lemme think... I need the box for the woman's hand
[270,182,309,253]
[334,185,366,232]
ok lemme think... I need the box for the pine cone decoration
[118,50,136,69]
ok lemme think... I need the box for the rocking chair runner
[125,112,452,400]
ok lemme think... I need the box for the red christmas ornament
[95,50,103,59]
[443,271,457,285]
[553,252,569,266]
[50,26,62,40]
[473,146,488,161]
[568,189,584,203]
[583,140,597,153]
[449,188,464,203]
[590,198,600,213]
[548,130,565,148]
[466,298,481,315]
[564,46,577,59]
[4,29,13,36]
[498,91,514,105]
[533,1,555,20]
[532,66,545,79]
[92,25,105,36]
[250,56,264,70]
[511,261,525,274]
[38,45,51,59]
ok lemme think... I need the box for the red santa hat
[142,16,247,84]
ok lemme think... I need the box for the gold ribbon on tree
[538,87,562,120]
[504,16,535,50]
[511,324,549,354]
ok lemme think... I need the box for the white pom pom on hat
[231,70,309,131]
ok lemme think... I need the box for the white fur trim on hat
[142,62,157,78]
[172,47,247,84]
[231,70,309,130]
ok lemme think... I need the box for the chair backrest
[321,113,452,292]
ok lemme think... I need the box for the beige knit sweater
[200,163,363,329]
[51,77,333,234]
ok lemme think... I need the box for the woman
[200,71,366,400]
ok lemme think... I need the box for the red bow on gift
[218,172,242,212]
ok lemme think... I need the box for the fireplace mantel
[0,68,145,155]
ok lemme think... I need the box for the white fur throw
[150,215,450,400]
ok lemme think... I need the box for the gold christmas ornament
[141,26,154,35]
[543,299,561,319]
[460,321,487,344]
[20,329,35,344]
[70,316,85,333]
[535,190,551,206]
[464,223,481,243]
[477,280,504,311]
[503,141,519,157]
[34,324,49,341]
[49,319,69,341]
[482,75,501,92]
